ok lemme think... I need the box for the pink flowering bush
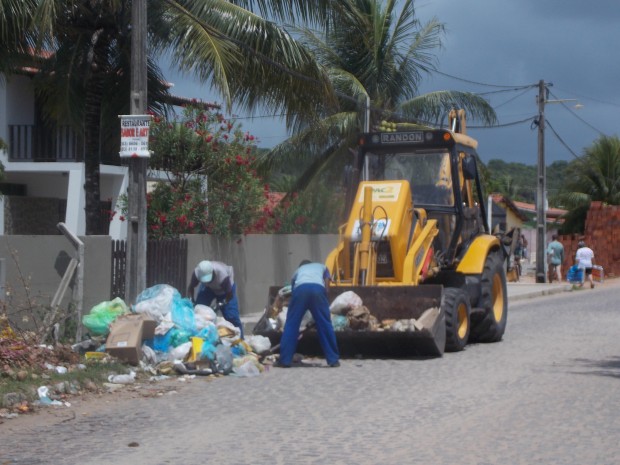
[144,105,265,238]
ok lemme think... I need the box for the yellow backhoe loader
[254,110,508,357]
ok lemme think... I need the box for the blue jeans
[196,283,243,338]
[279,283,339,366]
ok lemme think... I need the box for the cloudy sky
[165,0,620,165]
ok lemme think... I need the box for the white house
[0,71,210,239]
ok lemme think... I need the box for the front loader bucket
[253,285,445,358]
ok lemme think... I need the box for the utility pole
[126,0,148,303]
[535,79,547,283]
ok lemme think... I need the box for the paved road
[2,280,619,465]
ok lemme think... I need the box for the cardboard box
[105,314,157,365]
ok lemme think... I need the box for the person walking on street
[547,234,565,282]
[277,260,340,368]
[188,260,244,338]
[575,241,596,289]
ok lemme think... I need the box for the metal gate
[111,238,188,301]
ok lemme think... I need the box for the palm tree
[558,134,620,233]
[1,0,340,233]
[261,0,496,195]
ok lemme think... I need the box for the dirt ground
[0,371,221,431]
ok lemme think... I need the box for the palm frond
[399,91,497,125]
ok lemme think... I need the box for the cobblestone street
[1,280,619,465]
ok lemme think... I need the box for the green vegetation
[260,0,497,195]
[484,159,569,205]
[556,135,620,233]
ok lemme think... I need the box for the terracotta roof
[512,200,567,219]
[490,194,529,221]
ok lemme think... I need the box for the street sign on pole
[119,115,152,158]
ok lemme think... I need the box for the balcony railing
[7,125,121,165]
[8,124,84,162]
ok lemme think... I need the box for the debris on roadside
[1,283,276,421]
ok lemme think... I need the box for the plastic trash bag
[195,304,217,320]
[147,329,173,352]
[214,344,233,374]
[169,327,192,348]
[329,291,363,314]
[134,284,178,322]
[168,341,192,361]
[230,343,247,358]
[199,341,217,361]
[82,297,129,336]
[331,314,349,331]
[171,297,196,334]
[232,360,261,377]
[197,323,219,346]
[108,371,136,384]
[246,335,271,354]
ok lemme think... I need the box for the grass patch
[1,359,132,407]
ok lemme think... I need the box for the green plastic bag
[82,297,129,336]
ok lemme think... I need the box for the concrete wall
[185,234,339,314]
[0,235,112,331]
[1,234,339,334]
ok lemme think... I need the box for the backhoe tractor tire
[442,287,471,352]
[470,251,508,343]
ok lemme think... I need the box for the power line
[548,90,607,137]
[545,119,581,159]
[492,87,535,109]
[553,86,620,109]
[430,69,536,89]
[470,115,535,129]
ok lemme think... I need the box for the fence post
[57,222,85,341]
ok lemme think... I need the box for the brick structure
[560,201,620,277]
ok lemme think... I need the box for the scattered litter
[108,371,136,384]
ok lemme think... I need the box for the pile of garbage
[261,288,437,333]
[79,284,272,378]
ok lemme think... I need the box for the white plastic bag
[194,304,217,330]
[246,335,272,354]
[195,304,217,321]
[329,291,363,314]
[108,370,136,384]
[168,341,192,361]
[232,360,261,377]
[134,285,177,322]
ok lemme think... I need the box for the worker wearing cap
[188,260,244,338]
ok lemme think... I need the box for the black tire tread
[443,287,471,352]
[470,251,508,343]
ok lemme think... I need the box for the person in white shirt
[575,241,596,289]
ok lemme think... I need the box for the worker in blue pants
[188,260,244,338]
[278,260,340,367]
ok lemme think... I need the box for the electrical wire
[470,116,535,129]
[430,69,536,89]
[545,119,581,160]
[492,87,534,109]
[553,86,620,109]
[548,90,607,137]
